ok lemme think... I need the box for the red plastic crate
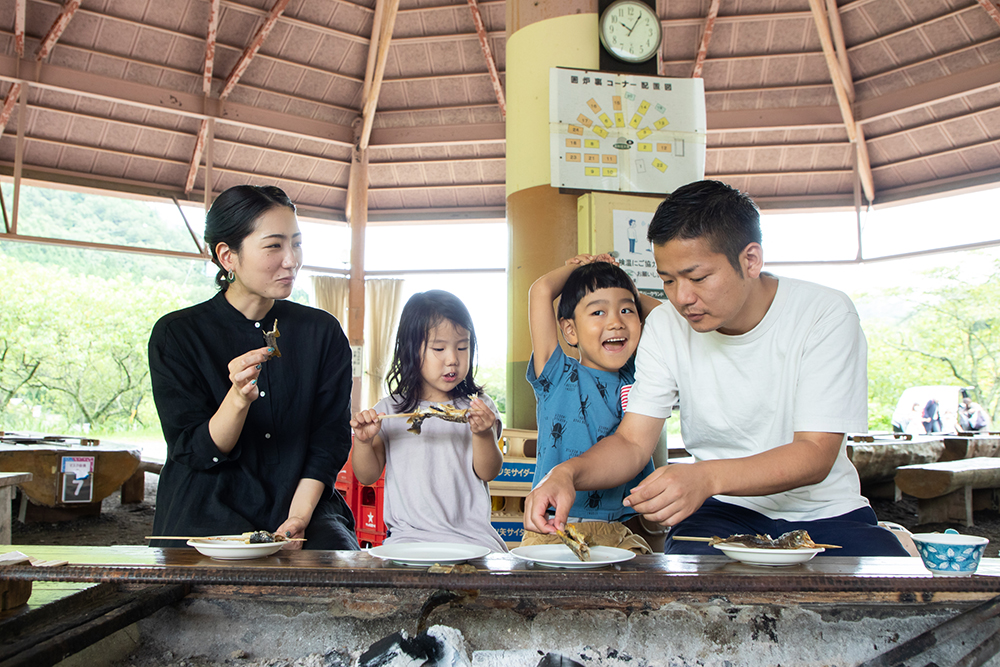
[358,484,386,534]
[337,444,387,547]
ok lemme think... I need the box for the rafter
[203,0,221,96]
[808,0,874,204]
[978,0,1000,27]
[360,0,401,151]
[186,0,290,194]
[467,0,505,118]
[35,0,82,62]
[692,0,720,79]
[13,0,25,58]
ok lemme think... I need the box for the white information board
[550,67,706,195]
[612,209,662,295]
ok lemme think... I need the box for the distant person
[959,397,989,432]
[148,185,358,550]
[350,290,507,551]
[904,402,925,435]
[524,179,909,557]
[922,398,942,433]
[522,254,662,553]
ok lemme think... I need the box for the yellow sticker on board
[593,126,609,138]
[637,100,650,115]
[584,139,600,148]
[614,113,625,127]
[638,143,652,152]
[654,117,669,129]
[629,114,642,128]
[637,127,652,139]
[602,167,618,177]
[652,159,667,172]
[599,113,613,128]
[585,166,600,176]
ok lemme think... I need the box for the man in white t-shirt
[524,180,908,556]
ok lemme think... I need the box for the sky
[160,184,1000,368]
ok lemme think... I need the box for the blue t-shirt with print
[527,345,656,521]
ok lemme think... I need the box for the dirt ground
[9,475,1000,557]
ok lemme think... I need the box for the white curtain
[365,279,404,408]
[312,276,350,333]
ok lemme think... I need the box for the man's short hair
[647,180,761,277]
[557,262,643,321]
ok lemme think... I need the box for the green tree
[862,262,1000,429]
[0,256,192,430]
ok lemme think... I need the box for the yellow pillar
[506,1,599,430]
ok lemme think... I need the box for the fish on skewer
[707,530,831,549]
[556,524,591,562]
[263,320,281,358]
[378,396,478,434]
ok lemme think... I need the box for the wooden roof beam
[808,0,874,204]
[203,0,221,96]
[187,0,289,194]
[35,0,82,62]
[467,0,505,118]
[219,0,291,102]
[360,0,401,151]
[978,0,1000,27]
[13,0,25,58]
[692,0,720,79]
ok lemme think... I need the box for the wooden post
[347,125,369,412]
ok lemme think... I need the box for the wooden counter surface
[3,545,1000,600]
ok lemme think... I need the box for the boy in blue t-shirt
[523,254,661,553]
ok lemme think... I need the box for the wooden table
[0,474,31,544]
[0,440,140,520]
[1,545,999,600]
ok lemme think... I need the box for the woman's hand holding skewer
[207,346,274,455]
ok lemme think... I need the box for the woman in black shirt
[148,185,357,550]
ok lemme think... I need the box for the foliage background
[2,183,998,441]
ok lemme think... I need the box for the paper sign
[61,456,94,480]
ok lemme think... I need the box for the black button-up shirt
[148,292,355,547]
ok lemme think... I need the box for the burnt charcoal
[536,654,585,667]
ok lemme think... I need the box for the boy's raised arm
[528,254,611,376]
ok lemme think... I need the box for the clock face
[599,0,662,64]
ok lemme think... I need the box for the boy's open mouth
[602,337,628,351]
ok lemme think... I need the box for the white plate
[368,542,492,566]
[510,544,636,569]
[712,542,824,566]
[187,536,285,560]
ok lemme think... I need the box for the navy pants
[665,498,909,557]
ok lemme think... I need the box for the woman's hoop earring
[226,270,235,283]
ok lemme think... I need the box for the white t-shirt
[626,276,870,521]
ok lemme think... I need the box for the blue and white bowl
[911,530,988,577]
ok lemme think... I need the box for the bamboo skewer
[144,536,306,542]
[671,535,841,549]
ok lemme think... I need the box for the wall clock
[599,0,662,64]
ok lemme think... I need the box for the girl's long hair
[385,290,484,413]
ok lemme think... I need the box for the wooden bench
[895,457,1000,526]
[120,459,163,504]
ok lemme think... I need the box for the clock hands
[619,15,643,36]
